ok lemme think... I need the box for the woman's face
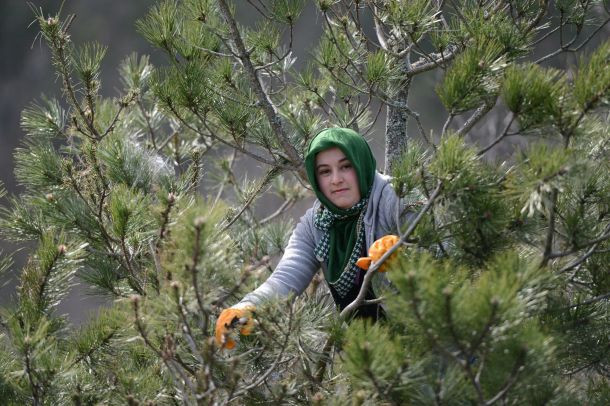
[315,147,361,209]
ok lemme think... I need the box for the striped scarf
[314,199,368,298]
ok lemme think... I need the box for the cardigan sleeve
[376,178,417,238]
[237,207,321,307]
[376,181,401,236]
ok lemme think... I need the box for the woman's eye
[341,164,352,170]
[318,169,330,176]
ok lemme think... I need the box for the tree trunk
[384,76,411,174]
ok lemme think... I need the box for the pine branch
[469,301,499,353]
[253,22,294,73]
[155,131,176,152]
[562,354,608,376]
[321,11,365,79]
[245,0,272,19]
[69,330,117,369]
[408,45,458,75]
[562,85,609,147]
[474,353,486,389]
[312,337,334,384]
[120,235,144,295]
[155,193,176,257]
[170,282,205,368]
[35,245,64,313]
[229,302,294,400]
[443,289,487,404]
[47,15,100,140]
[406,275,464,365]
[131,296,196,377]
[368,1,389,51]
[364,360,401,406]
[523,0,549,33]
[217,0,304,177]
[194,110,293,169]
[23,336,43,406]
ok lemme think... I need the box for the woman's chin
[332,198,357,209]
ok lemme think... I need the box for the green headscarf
[304,128,377,289]
[305,128,377,213]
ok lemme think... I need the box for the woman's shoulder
[301,199,322,221]
[295,199,323,237]
[370,171,396,201]
[364,171,399,229]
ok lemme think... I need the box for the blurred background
[1,1,606,322]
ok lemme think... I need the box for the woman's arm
[237,207,321,307]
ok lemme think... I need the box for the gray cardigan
[238,172,402,308]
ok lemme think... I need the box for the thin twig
[190,221,207,328]
[559,240,604,274]
[535,18,610,64]
[455,101,495,137]
[549,225,610,259]
[539,188,558,268]
[260,198,296,225]
[100,95,136,139]
[561,292,610,311]
[442,113,454,136]
[220,167,280,232]
[477,114,516,156]
[137,100,157,149]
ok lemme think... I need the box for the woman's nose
[330,170,343,184]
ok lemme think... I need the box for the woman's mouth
[332,188,349,194]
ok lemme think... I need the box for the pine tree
[1,1,608,404]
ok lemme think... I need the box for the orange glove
[356,235,400,272]
[215,306,255,349]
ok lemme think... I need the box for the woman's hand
[214,306,255,349]
[356,235,400,272]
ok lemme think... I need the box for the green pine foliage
[1,1,608,404]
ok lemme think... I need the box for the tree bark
[384,75,411,174]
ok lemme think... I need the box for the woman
[215,127,403,349]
